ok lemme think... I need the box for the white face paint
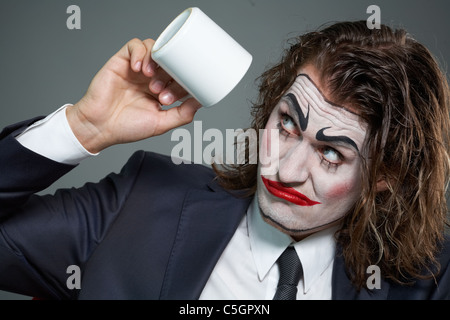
[257,66,368,240]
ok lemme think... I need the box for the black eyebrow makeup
[316,127,359,152]
[284,93,309,131]
[281,74,363,155]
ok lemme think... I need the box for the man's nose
[278,141,313,184]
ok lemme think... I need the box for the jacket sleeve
[0,117,76,214]
[0,119,145,299]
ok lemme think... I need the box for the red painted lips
[261,176,321,206]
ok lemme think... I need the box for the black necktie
[273,246,303,300]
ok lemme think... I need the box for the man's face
[257,65,367,240]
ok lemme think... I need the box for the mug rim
[152,7,195,54]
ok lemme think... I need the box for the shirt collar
[248,193,338,293]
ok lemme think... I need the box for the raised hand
[66,38,202,153]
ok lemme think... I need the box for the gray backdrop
[0,0,448,299]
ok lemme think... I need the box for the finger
[141,39,158,77]
[158,98,202,133]
[159,81,189,105]
[149,68,174,94]
[120,38,147,72]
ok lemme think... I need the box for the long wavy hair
[213,21,450,289]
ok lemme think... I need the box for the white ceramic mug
[151,7,253,108]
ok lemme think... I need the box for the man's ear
[376,178,389,192]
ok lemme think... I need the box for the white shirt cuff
[15,104,98,165]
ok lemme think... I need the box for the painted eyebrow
[316,127,359,153]
[284,93,309,131]
[283,90,360,153]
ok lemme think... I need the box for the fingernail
[160,92,174,105]
[147,63,153,74]
[151,80,164,93]
[147,61,158,75]
[134,61,142,71]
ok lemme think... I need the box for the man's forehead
[285,74,366,132]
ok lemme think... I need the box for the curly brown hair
[213,21,450,289]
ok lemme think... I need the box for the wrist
[65,103,108,154]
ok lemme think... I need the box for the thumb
[158,98,202,134]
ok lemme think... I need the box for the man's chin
[259,209,309,238]
[259,207,343,241]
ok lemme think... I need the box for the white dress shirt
[15,105,338,299]
[200,195,337,299]
[15,104,96,165]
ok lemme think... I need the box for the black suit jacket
[0,118,449,300]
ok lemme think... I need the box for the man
[0,21,449,299]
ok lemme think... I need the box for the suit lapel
[159,185,252,299]
[332,247,391,299]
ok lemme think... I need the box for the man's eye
[323,147,341,163]
[280,114,299,135]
